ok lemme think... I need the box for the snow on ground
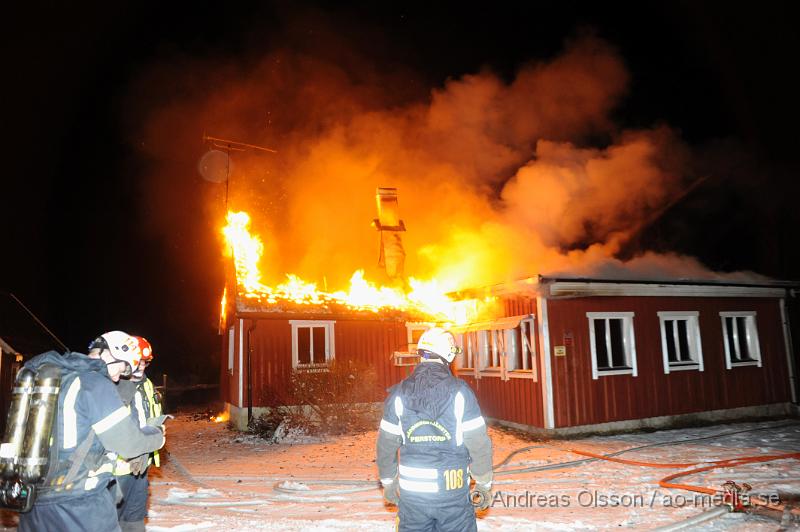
[2,411,799,530]
[144,411,800,531]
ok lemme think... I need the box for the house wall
[221,316,409,409]
[460,295,546,428]
[546,296,792,428]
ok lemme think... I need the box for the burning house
[217,192,798,433]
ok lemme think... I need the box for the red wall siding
[232,317,409,407]
[461,295,544,428]
[462,375,544,427]
[547,297,791,428]
[333,320,411,400]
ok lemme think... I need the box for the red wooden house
[220,276,798,434]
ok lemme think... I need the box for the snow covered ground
[2,411,799,530]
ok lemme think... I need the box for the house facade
[220,276,798,433]
[452,277,797,434]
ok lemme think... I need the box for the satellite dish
[198,150,230,183]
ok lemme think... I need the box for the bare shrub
[289,359,380,435]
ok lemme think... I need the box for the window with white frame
[587,312,637,379]
[506,318,537,379]
[456,316,536,380]
[456,331,477,374]
[720,312,762,368]
[394,322,430,367]
[290,320,335,369]
[657,312,704,373]
[406,323,431,352]
[483,330,504,373]
[227,326,235,373]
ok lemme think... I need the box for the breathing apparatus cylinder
[18,365,61,484]
[0,368,36,479]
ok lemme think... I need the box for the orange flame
[212,411,230,423]
[219,287,227,329]
[221,210,487,324]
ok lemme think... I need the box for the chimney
[373,187,406,280]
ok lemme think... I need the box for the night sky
[2,1,799,384]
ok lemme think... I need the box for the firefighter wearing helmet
[113,336,165,532]
[376,327,493,531]
[16,331,165,532]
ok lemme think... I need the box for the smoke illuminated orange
[220,211,484,324]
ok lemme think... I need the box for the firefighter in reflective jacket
[376,327,493,532]
[18,331,166,532]
[113,336,162,532]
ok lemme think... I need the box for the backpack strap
[61,429,96,487]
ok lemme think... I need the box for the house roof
[232,294,426,321]
[451,275,799,300]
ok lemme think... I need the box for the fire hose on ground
[157,420,800,528]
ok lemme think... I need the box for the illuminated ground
[1,412,798,530]
[146,411,799,531]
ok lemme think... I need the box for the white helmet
[89,330,142,377]
[417,327,461,363]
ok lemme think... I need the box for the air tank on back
[18,365,61,484]
[0,368,36,479]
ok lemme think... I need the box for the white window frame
[657,311,704,374]
[456,315,536,380]
[290,320,336,370]
[394,322,431,367]
[456,331,479,378]
[227,326,235,374]
[719,312,762,368]
[586,312,638,379]
[505,317,537,381]
[481,329,504,376]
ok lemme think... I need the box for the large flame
[221,211,486,324]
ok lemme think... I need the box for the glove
[128,454,149,476]
[381,478,400,505]
[472,479,492,511]
[147,414,172,437]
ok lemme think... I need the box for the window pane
[609,319,626,368]
[511,327,523,370]
[677,320,691,362]
[664,320,678,362]
[594,320,610,369]
[465,332,475,368]
[312,327,326,364]
[736,317,752,361]
[725,318,737,361]
[297,327,311,365]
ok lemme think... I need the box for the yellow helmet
[417,327,461,363]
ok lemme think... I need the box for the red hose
[565,447,800,515]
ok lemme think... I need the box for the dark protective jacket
[376,360,493,499]
[114,375,162,476]
[21,351,164,501]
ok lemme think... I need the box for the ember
[220,210,485,323]
[211,411,229,423]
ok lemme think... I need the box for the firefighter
[376,327,493,532]
[113,336,162,532]
[18,331,166,532]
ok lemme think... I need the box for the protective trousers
[18,486,121,532]
[397,493,477,532]
[116,472,149,531]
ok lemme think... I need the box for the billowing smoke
[130,33,760,295]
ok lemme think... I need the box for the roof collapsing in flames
[221,211,489,324]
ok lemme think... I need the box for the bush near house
[250,359,380,440]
